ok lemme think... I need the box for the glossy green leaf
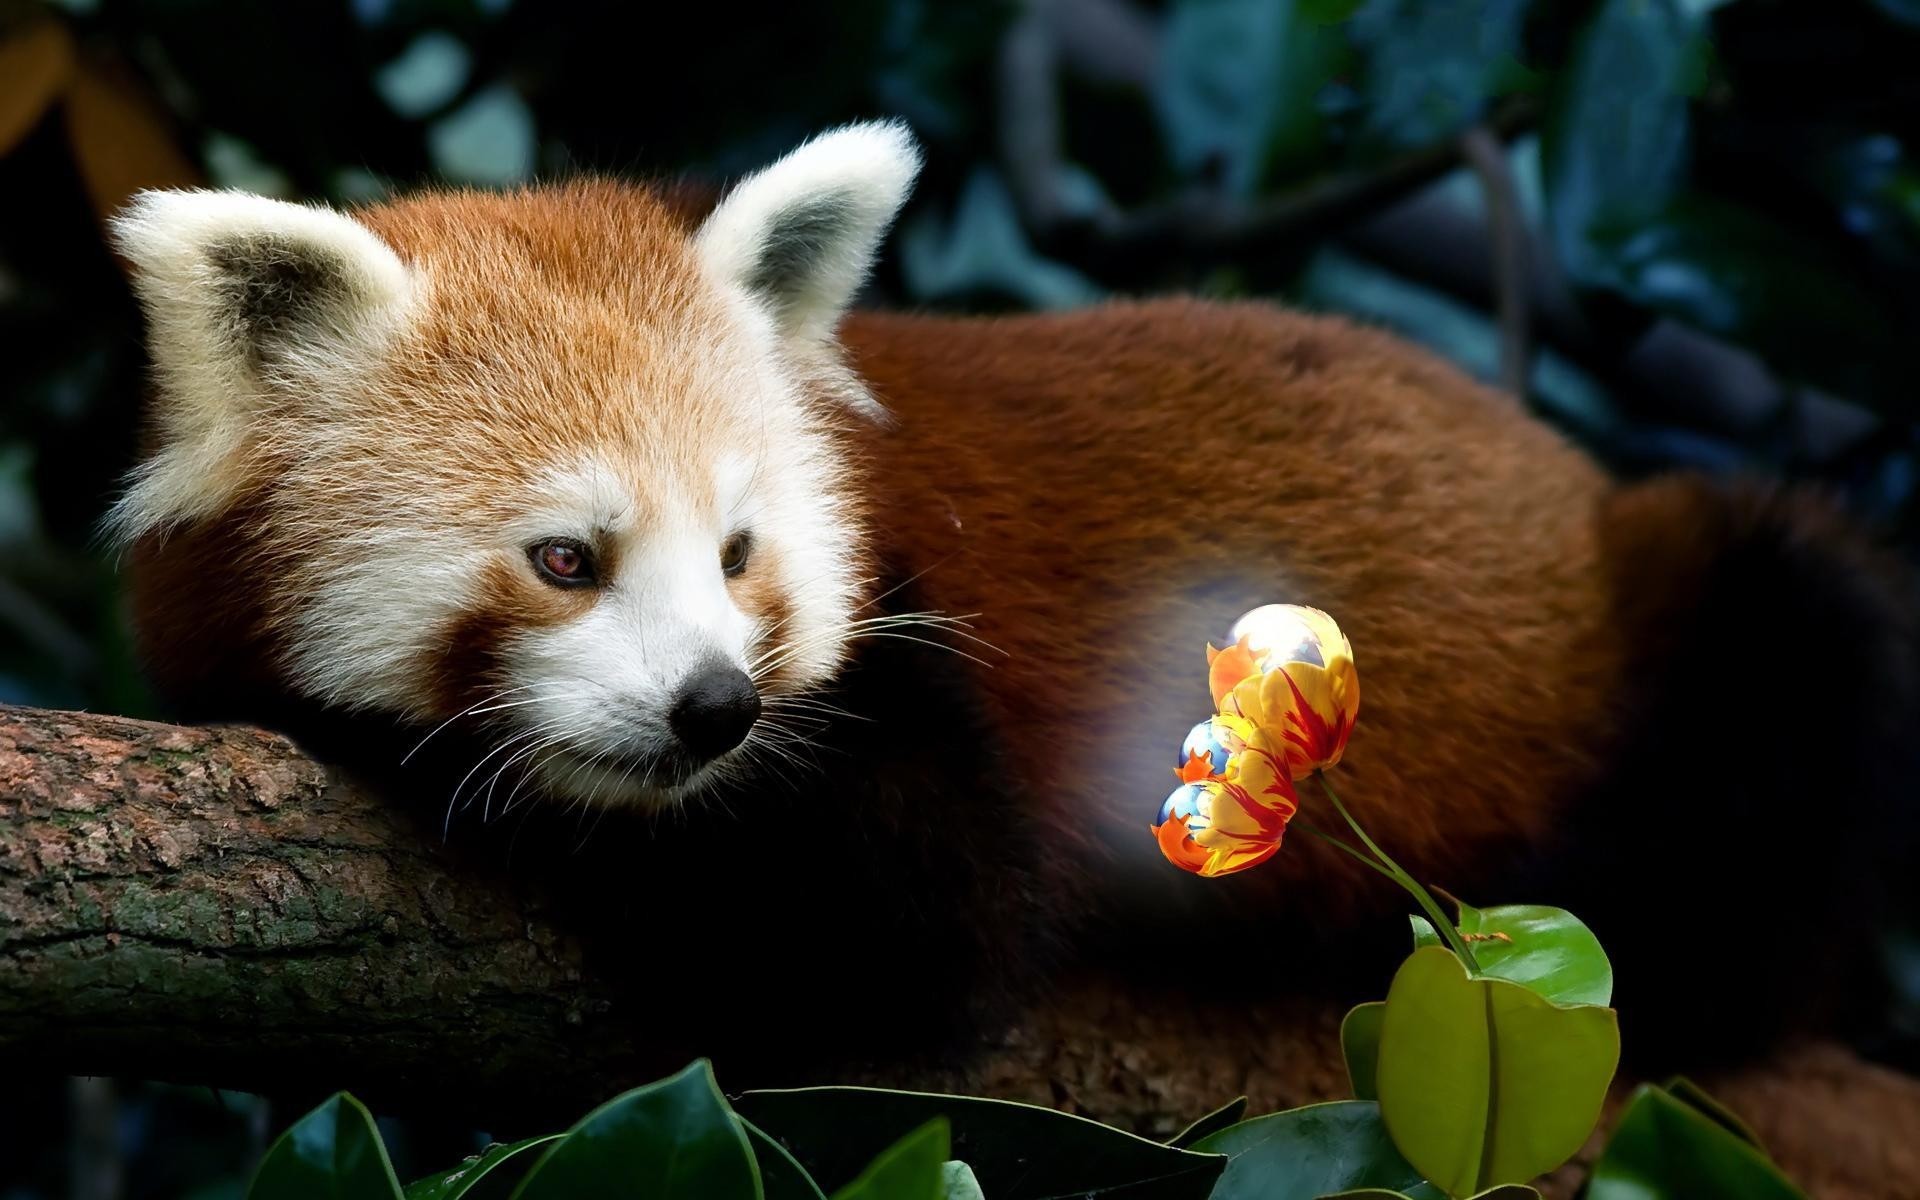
[1376,947,1619,1196]
[1662,1076,1763,1149]
[741,1117,828,1200]
[1588,1086,1806,1200]
[1409,903,1613,1006]
[1341,1003,1386,1101]
[1166,1097,1248,1148]
[1190,1101,1440,1200]
[247,1093,403,1200]
[830,1120,948,1200]
[511,1061,758,1200]
[1156,0,1351,194]
[735,1086,1225,1199]
[939,1162,984,1200]
[405,1137,558,1200]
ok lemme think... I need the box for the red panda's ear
[694,121,920,344]
[105,190,415,542]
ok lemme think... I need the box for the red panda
[108,123,1915,1076]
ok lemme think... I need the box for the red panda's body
[831,304,1918,1064]
[107,126,1916,1080]
[841,303,1618,926]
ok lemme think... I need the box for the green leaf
[1409,903,1613,1006]
[1301,0,1366,21]
[1166,1097,1248,1148]
[829,1120,949,1200]
[405,1137,558,1200]
[1542,0,1705,283]
[428,85,534,186]
[1662,1076,1763,1149]
[741,1117,828,1200]
[1376,947,1619,1195]
[895,168,1103,310]
[1190,1101,1441,1200]
[247,1093,403,1200]
[734,1086,1225,1199]
[939,1162,984,1200]
[1575,195,1916,414]
[1342,1003,1386,1101]
[1345,0,1534,153]
[1156,0,1351,194]
[1588,1086,1806,1200]
[511,1061,758,1200]
[1541,0,1920,414]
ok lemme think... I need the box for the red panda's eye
[720,531,752,577]
[529,539,596,587]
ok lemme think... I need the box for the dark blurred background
[2,0,1919,1194]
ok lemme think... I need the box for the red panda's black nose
[669,663,761,761]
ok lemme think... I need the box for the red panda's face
[109,124,921,806]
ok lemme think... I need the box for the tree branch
[0,705,651,1122]
[1457,123,1532,398]
[2,704,1917,1198]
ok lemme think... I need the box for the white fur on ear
[695,120,921,342]
[106,190,414,541]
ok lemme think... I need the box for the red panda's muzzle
[669,661,762,762]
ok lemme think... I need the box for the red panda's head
[108,122,920,805]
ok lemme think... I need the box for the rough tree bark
[3,704,1918,1199]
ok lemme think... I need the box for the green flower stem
[1313,771,1481,974]
[1295,820,1397,883]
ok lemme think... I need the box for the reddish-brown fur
[127,183,788,718]
[840,303,1622,925]
[122,179,1916,1070]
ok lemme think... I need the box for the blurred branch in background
[996,0,1538,282]
[975,0,1920,525]
[1456,123,1531,397]
[995,0,1542,397]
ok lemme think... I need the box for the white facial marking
[113,125,916,812]
[510,460,639,546]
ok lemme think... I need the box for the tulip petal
[1278,664,1358,775]
[1153,814,1215,874]
[1208,638,1261,709]
[1156,604,1358,878]
[1153,775,1297,877]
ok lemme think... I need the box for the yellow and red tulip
[1154,703,1303,877]
[1151,761,1299,878]
[1154,605,1360,877]
[1215,605,1359,778]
